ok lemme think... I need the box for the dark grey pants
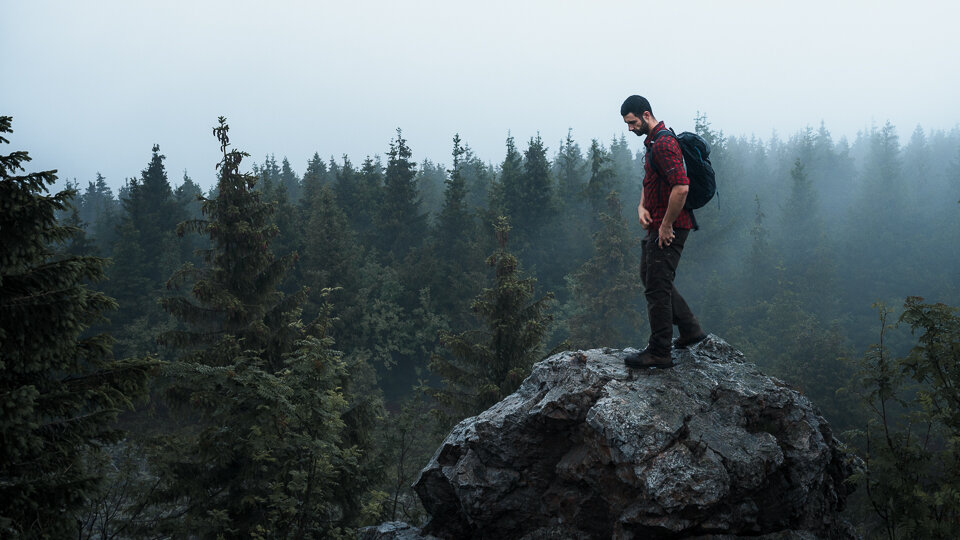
[640,228,702,355]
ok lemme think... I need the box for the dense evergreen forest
[3,112,960,538]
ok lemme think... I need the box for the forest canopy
[3,112,959,538]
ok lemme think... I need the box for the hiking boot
[673,332,707,349]
[624,347,673,369]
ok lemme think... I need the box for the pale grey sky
[3,0,959,192]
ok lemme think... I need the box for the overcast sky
[3,0,959,193]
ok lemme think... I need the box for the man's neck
[644,119,661,142]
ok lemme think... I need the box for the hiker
[620,95,706,368]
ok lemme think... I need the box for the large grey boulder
[357,521,438,540]
[411,335,856,539]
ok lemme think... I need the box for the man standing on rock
[620,95,706,368]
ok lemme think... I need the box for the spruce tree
[355,156,385,245]
[148,118,379,537]
[158,120,302,368]
[461,143,493,212]
[0,116,151,537]
[60,203,99,258]
[334,154,386,248]
[555,129,587,203]
[299,184,361,325]
[516,134,555,236]
[116,144,183,285]
[429,134,484,329]
[429,217,556,421]
[491,133,523,219]
[417,158,447,219]
[253,153,281,193]
[565,193,644,348]
[300,152,329,208]
[844,122,905,305]
[609,134,641,209]
[278,156,301,203]
[584,140,620,219]
[779,159,835,317]
[375,128,426,263]
[79,172,119,255]
[173,171,207,267]
[106,145,184,358]
[266,173,301,290]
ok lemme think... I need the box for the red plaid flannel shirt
[643,121,695,230]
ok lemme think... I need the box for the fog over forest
[4,1,960,537]
[5,109,960,536]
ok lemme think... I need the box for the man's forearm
[661,186,688,227]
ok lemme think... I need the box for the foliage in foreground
[430,216,557,422]
[0,116,152,538]
[139,118,382,538]
[847,298,960,539]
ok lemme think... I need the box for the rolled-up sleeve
[653,137,689,187]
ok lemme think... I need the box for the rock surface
[406,335,857,539]
[357,521,438,540]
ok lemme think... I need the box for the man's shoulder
[650,127,680,151]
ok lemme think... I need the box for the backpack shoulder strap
[651,127,676,142]
[648,127,677,173]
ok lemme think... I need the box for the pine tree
[461,143,493,213]
[300,152,329,208]
[552,131,594,298]
[417,158,447,219]
[332,156,365,237]
[375,129,426,263]
[0,116,151,537]
[60,202,99,258]
[173,171,207,267]
[174,171,204,221]
[490,133,523,219]
[358,156,385,228]
[106,145,183,359]
[609,134,641,209]
[265,171,301,287]
[159,118,302,371]
[516,134,555,236]
[747,195,778,302]
[843,122,906,306]
[79,172,119,255]
[584,140,620,226]
[555,129,587,204]
[429,134,484,328]
[779,159,835,317]
[147,118,381,537]
[120,145,183,284]
[278,156,301,203]
[253,153,281,194]
[565,193,644,348]
[299,183,361,325]
[429,217,556,421]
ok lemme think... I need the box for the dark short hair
[620,95,652,118]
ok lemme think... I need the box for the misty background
[4,0,960,192]
[4,1,960,537]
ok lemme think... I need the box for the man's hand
[658,222,675,248]
[638,204,652,229]
[658,184,687,247]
